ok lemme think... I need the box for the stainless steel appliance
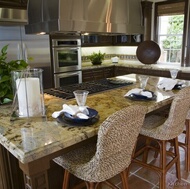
[0,0,27,25]
[50,35,82,88]
[54,71,82,89]
[44,78,133,99]
[25,0,144,35]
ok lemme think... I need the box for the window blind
[157,1,185,16]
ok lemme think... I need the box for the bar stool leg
[62,170,70,189]
[185,119,190,172]
[174,138,181,180]
[160,140,166,189]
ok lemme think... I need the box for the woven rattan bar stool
[178,110,190,172]
[53,105,147,189]
[132,87,190,189]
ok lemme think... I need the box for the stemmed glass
[138,75,149,90]
[169,69,179,80]
[73,90,89,110]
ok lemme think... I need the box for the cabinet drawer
[92,69,104,80]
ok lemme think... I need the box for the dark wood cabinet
[82,66,114,82]
[114,66,133,76]
[81,35,113,46]
[0,0,27,8]
[81,34,142,47]
[113,35,143,46]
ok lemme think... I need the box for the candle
[16,78,42,117]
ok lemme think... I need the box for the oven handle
[57,71,81,77]
[53,47,80,51]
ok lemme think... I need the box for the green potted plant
[88,51,106,65]
[0,45,28,104]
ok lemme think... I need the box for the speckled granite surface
[0,74,178,163]
[82,60,190,72]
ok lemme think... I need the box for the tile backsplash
[81,46,138,62]
[82,54,137,62]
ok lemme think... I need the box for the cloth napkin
[52,104,89,119]
[157,78,177,91]
[124,88,153,98]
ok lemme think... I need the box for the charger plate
[173,84,183,90]
[57,108,99,126]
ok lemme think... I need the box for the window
[154,0,186,65]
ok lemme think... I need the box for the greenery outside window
[158,15,184,63]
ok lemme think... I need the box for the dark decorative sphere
[136,40,161,64]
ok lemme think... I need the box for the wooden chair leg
[85,182,96,189]
[160,140,166,189]
[143,138,151,162]
[62,170,70,189]
[174,137,181,180]
[120,168,129,189]
[185,119,190,172]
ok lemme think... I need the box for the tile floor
[102,133,190,189]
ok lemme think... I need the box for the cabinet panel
[114,66,132,76]
[81,34,143,47]
[0,0,27,8]
[82,70,93,82]
[104,67,114,78]
[92,69,104,80]
[81,35,113,47]
[82,66,114,82]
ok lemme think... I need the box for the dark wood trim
[185,0,190,66]
[181,0,189,66]
[141,1,153,41]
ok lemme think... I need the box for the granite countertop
[82,60,190,73]
[0,74,178,164]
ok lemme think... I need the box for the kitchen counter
[82,60,190,73]
[0,74,181,189]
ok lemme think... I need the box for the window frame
[153,0,189,66]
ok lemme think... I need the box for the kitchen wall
[81,46,138,62]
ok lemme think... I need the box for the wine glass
[73,90,89,110]
[138,75,149,90]
[169,69,179,79]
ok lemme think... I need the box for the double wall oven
[50,34,82,88]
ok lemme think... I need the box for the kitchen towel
[124,88,153,98]
[157,78,177,91]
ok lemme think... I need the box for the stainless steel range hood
[0,7,27,25]
[25,0,144,35]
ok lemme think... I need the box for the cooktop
[44,78,133,99]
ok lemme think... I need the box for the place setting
[52,90,99,126]
[158,69,186,91]
[124,75,157,101]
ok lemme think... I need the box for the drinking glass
[138,75,149,90]
[170,69,179,79]
[73,90,89,109]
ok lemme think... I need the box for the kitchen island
[0,74,183,189]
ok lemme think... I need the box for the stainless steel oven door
[54,71,82,88]
[52,47,81,73]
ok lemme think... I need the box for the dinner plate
[57,108,99,126]
[173,84,183,90]
[126,91,157,101]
